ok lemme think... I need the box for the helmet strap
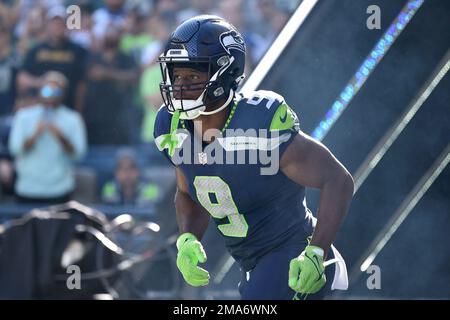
[157,109,181,157]
[199,89,234,116]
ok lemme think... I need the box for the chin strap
[159,110,181,157]
[199,89,234,116]
[160,89,233,156]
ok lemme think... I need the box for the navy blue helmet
[158,15,246,119]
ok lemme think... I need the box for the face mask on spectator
[40,85,63,99]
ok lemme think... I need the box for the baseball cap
[46,6,67,20]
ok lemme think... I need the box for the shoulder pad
[239,90,285,112]
[237,90,299,132]
[269,102,300,132]
[153,105,172,137]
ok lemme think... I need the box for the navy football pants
[238,242,336,300]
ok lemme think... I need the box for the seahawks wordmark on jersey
[155,90,300,174]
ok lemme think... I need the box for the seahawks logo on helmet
[219,31,245,55]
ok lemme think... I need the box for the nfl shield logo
[198,152,208,165]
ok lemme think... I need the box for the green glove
[176,233,210,287]
[288,245,326,294]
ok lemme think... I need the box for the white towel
[329,244,349,290]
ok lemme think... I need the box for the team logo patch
[198,152,208,165]
[219,31,245,55]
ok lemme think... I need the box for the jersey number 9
[194,176,248,238]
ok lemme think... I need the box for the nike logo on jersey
[270,103,296,131]
[280,110,288,123]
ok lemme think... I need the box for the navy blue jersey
[154,90,314,271]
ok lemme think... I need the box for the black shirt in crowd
[21,39,87,109]
[84,51,139,145]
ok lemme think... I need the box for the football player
[153,15,354,299]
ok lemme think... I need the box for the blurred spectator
[92,0,127,40]
[120,9,152,65]
[84,27,139,145]
[124,0,153,16]
[139,63,162,143]
[141,14,169,66]
[0,157,15,199]
[16,6,46,63]
[17,6,88,112]
[177,0,218,24]
[0,21,18,116]
[139,15,169,143]
[0,1,20,31]
[267,6,291,43]
[13,0,62,40]
[0,19,16,200]
[277,0,303,13]
[255,0,276,36]
[8,71,87,204]
[101,148,159,206]
[154,0,179,17]
[218,0,270,69]
[0,103,14,199]
[254,0,293,41]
